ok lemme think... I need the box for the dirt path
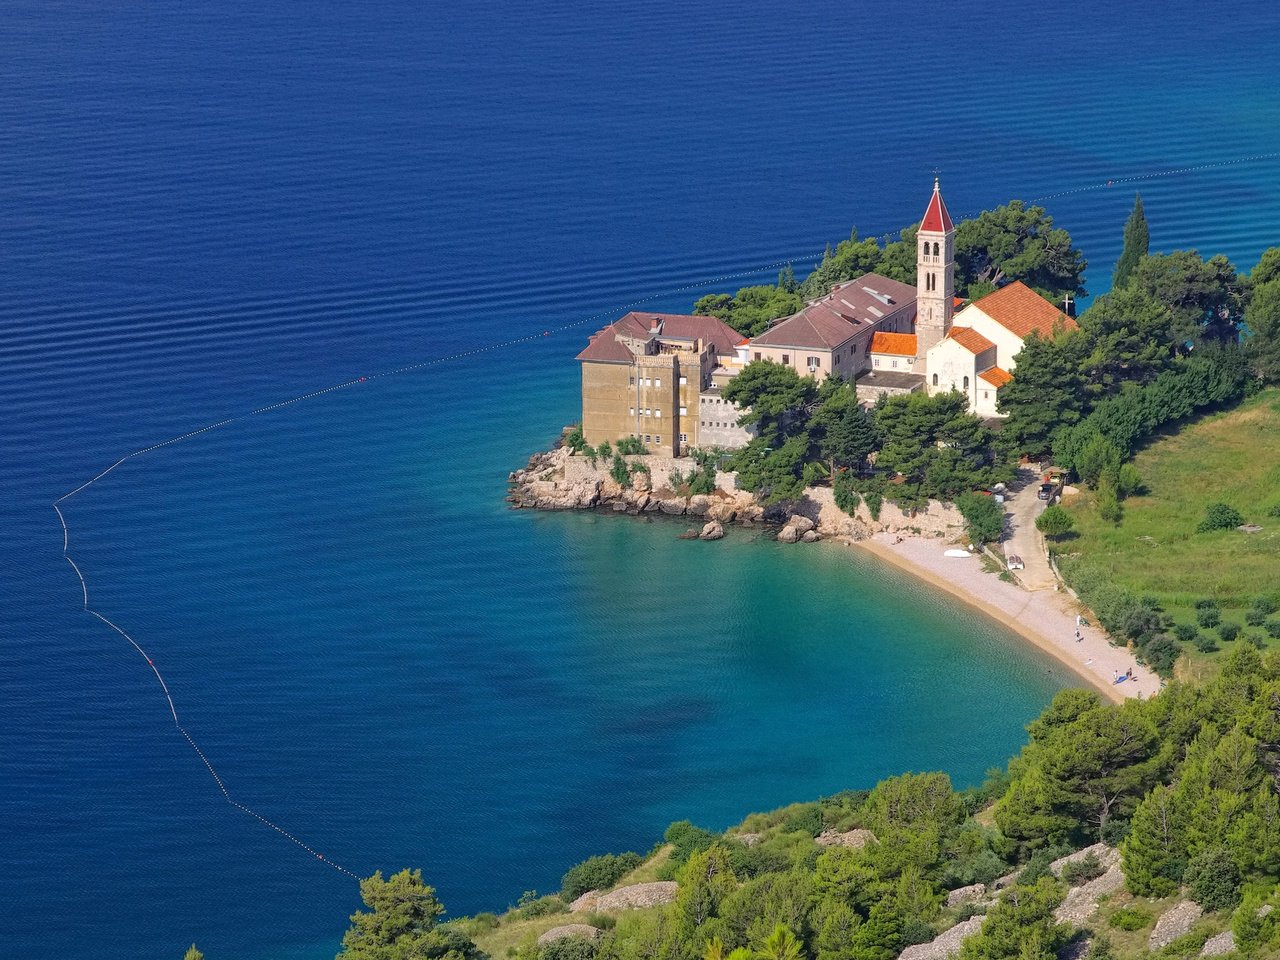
[1002,467,1057,591]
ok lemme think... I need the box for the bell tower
[915,178,955,370]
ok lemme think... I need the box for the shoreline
[849,534,1158,703]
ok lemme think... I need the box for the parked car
[1037,483,1054,501]
[1008,555,1025,570]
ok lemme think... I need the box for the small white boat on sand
[943,549,972,558]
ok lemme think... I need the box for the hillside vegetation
[1058,389,1280,679]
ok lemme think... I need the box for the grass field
[1059,388,1280,679]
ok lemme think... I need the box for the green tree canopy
[1112,194,1149,289]
[694,285,804,339]
[1077,287,1180,396]
[721,362,818,435]
[1128,250,1243,345]
[1244,278,1280,382]
[954,201,1087,301]
[955,492,1005,544]
[1035,504,1074,540]
[996,330,1088,456]
[809,386,881,472]
[338,869,485,960]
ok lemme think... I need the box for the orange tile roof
[947,327,996,354]
[970,280,1077,338]
[979,366,1013,388]
[868,331,917,355]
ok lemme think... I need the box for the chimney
[649,315,663,335]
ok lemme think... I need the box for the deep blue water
[2,2,1278,958]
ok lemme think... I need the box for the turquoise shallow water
[1,1,1278,958]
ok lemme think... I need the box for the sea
[1,2,1277,958]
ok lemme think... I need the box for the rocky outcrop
[945,883,986,908]
[778,514,818,544]
[816,829,876,849]
[1148,900,1203,951]
[1049,843,1120,880]
[570,881,679,913]
[700,521,725,541]
[1200,930,1234,956]
[897,916,984,960]
[537,925,602,945]
[1053,864,1125,926]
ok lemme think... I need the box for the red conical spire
[920,178,953,233]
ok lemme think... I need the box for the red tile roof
[868,332,918,355]
[751,273,916,350]
[920,180,953,233]
[947,327,996,354]
[979,366,1013,388]
[968,281,1077,339]
[576,312,743,363]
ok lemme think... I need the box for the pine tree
[1112,194,1149,290]
[1122,784,1187,896]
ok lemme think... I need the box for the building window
[782,354,790,365]
[645,435,651,443]
[655,436,661,445]
[932,373,938,386]
[874,358,881,367]
[679,433,688,443]
[891,359,898,368]
[629,407,635,416]
[678,376,687,385]
[907,358,913,365]
[655,409,661,418]
[754,351,761,361]
[644,408,651,416]
[679,406,687,415]
[933,242,940,256]
[983,390,989,400]
[655,378,662,387]
[963,376,970,390]
[628,376,635,386]
[807,356,820,369]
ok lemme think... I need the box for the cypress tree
[1112,194,1149,289]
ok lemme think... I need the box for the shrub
[539,937,598,960]
[1254,596,1279,614]
[833,472,862,516]
[565,424,586,451]
[1116,463,1145,498]
[609,455,631,487]
[1108,907,1151,931]
[1195,634,1220,653]
[470,913,500,933]
[1198,502,1244,533]
[560,852,642,902]
[517,892,567,919]
[1247,632,1268,650]
[1098,478,1123,525]
[1139,635,1182,677]
[1017,844,1071,886]
[1184,846,1241,912]
[1173,623,1199,643]
[1219,622,1241,642]
[865,491,883,521]
[1193,598,1219,610]
[956,493,1006,545]
[1268,620,1280,639]
[596,440,612,460]
[662,820,718,868]
[616,436,646,455]
[1246,609,1267,626]
[1036,505,1075,539]
[1197,607,1222,629]
[1061,852,1105,885]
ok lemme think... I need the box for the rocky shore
[506,443,967,544]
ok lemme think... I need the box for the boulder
[945,883,986,908]
[1201,930,1235,956]
[537,925,601,946]
[658,498,686,515]
[1049,843,1119,881]
[815,829,876,849]
[801,530,820,543]
[571,881,678,913]
[687,495,711,517]
[788,515,816,534]
[897,915,984,960]
[632,471,651,493]
[700,521,725,541]
[707,501,737,522]
[777,525,800,544]
[1148,900,1203,952]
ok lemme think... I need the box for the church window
[963,376,970,390]
[782,354,789,365]
[932,373,938,386]
[933,242,940,256]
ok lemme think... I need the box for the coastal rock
[1149,901,1203,951]
[1200,930,1235,956]
[945,883,986,908]
[1049,843,1119,881]
[801,530,820,543]
[687,495,711,517]
[537,925,601,946]
[777,525,800,544]
[658,498,686,516]
[815,829,876,849]
[788,515,816,535]
[1052,864,1124,926]
[632,471,651,493]
[897,915,984,960]
[700,521,725,541]
[707,501,737,522]
[571,881,679,914]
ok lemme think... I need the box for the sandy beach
[853,533,1160,703]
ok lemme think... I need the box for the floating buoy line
[51,151,1279,881]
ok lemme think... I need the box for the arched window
[963,376,970,390]
[932,373,938,386]
[933,242,940,257]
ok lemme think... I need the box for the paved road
[1002,467,1057,591]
